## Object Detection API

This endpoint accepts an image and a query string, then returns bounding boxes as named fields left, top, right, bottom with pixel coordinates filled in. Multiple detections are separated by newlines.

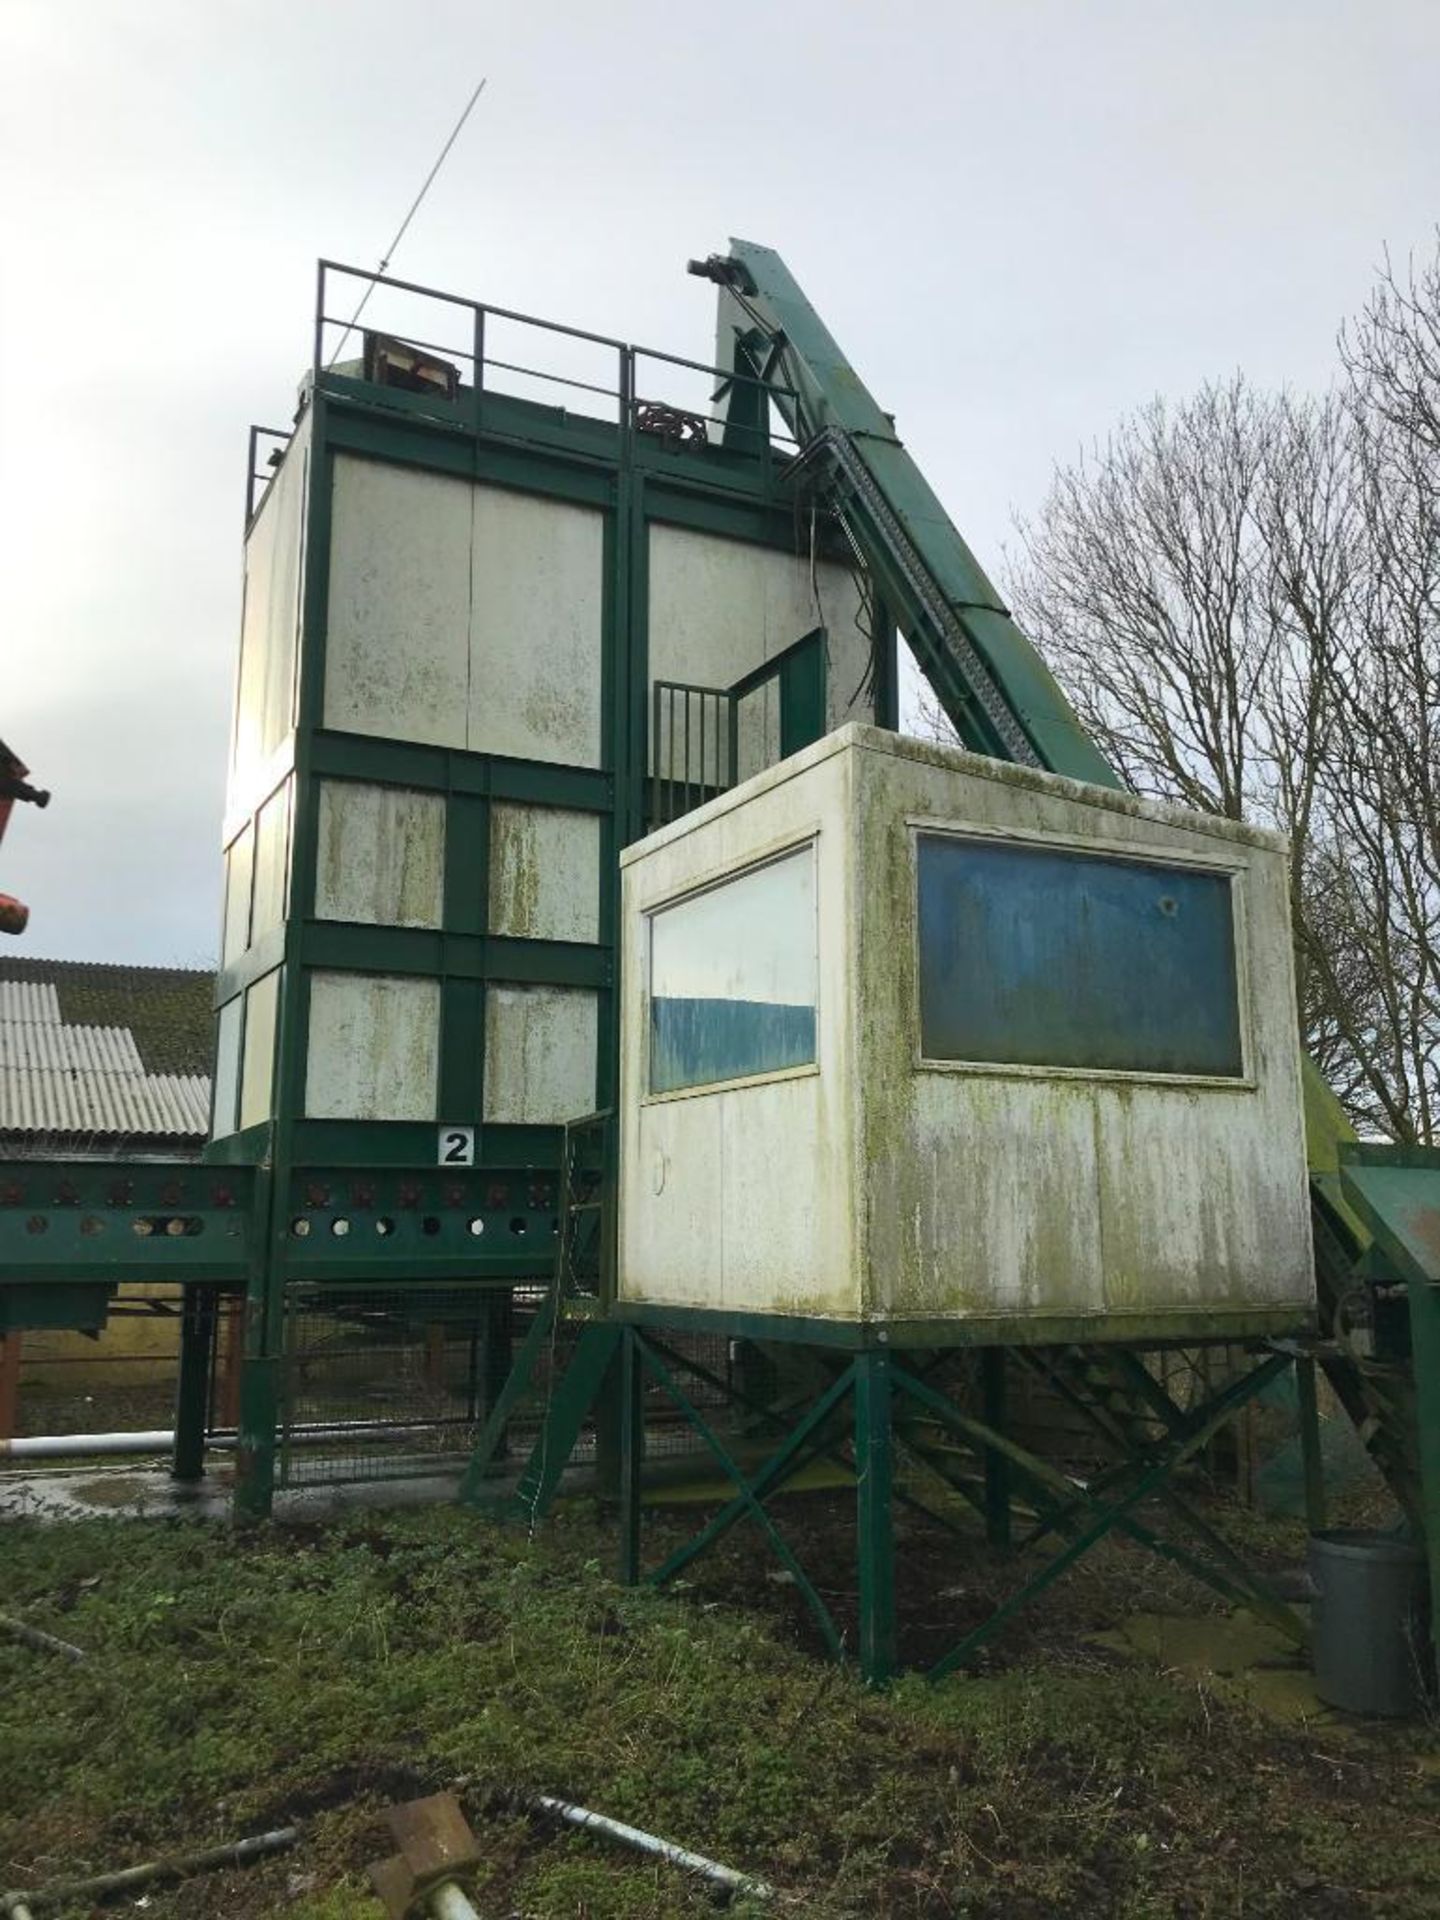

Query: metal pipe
left=531, top=1796, right=773, bottom=1902
left=0, top=1615, right=85, bottom=1662
left=0, top=1827, right=298, bottom=1914
left=429, top=1883, right=481, bottom=1920
left=1, top=1419, right=451, bottom=1463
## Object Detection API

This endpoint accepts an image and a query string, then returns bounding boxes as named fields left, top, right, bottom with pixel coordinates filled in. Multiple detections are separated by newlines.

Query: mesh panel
left=279, top=1284, right=502, bottom=1486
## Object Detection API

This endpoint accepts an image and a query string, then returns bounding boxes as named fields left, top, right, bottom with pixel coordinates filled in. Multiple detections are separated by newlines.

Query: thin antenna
left=326, top=76, right=488, bottom=369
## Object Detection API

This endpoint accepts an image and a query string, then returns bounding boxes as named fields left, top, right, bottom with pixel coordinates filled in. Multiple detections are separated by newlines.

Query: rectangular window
left=916, top=833, right=1243, bottom=1079
left=649, top=845, right=817, bottom=1094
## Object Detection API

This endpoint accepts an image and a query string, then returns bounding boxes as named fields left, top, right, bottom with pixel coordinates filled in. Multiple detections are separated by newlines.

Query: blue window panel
left=916, top=834, right=1243, bottom=1078
left=650, top=997, right=816, bottom=1094
left=648, top=846, right=817, bottom=1094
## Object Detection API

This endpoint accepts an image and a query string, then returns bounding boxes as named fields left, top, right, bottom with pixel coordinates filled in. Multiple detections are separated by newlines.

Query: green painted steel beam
left=0, top=1161, right=255, bottom=1295
left=695, top=241, right=1120, bottom=788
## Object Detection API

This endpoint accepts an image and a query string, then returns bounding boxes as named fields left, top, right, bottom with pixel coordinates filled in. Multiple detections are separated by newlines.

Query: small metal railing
left=308, top=258, right=802, bottom=460
left=246, top=425, right=294, bottom=525
left=648, top=629, right=829, bottom=829
left=650, top=681, right=738, bottom=827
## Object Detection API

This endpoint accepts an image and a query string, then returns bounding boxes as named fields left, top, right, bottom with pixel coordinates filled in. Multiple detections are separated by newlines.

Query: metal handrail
left=311, top=258, right=801, bottom=441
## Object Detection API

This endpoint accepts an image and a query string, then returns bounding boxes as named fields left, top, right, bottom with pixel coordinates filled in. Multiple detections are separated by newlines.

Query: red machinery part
left=0, top=738, right=49, bottom=936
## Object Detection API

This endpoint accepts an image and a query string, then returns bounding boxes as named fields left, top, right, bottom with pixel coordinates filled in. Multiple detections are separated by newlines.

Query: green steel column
left=1294, top=1355, right=1327, bottom=1533
left=854, top=1347, right=897, bottom=1686
left=233, top=1168, right=277, bottom=1525
left=981, top=1348, right=1012, bottom=1549
left=872, top=593, right=900, bottom=733
left=234, top=1347, right=279, bottom=1522
left=1406, top=1277, right=1440, bottom=1679
left=593, top=1358, right=622, bottom=1502
left=171, top=1286, right=217, bottom=1483
left=617, top=1328, right=644, bottom=1586
left=480, top=1289, right=514, bottom=1460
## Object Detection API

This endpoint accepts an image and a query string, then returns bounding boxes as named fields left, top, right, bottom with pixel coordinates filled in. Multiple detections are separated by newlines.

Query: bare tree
left=1007, top=238, right=1440, bottom=1141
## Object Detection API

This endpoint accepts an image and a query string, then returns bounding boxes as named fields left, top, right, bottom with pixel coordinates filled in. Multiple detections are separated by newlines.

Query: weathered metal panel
left=251, top=779, right=292, bottom=947
left=315, top=781, right=445, bottom=929
left=305, top=971, right=440, bottom=1121
left=618, top=725, right=1313, bottom=1336
left=211, top=995, right=241, bottom=1139
left=232, top=412, right=309, bottom=814
left=618, top=745, right=859, bottom=1318
left=469, top=489, right=605, bottom=768
left=323, top=455, right=472, bottom=750
left=483, top=983, right=597, bottom=1126
left=855, top=728, right=1313, bottom=1331
left=239, top=967, right=281, bottom=1133
left=487, top=803, right=599, bottom=944
left=323, top=462, right=605, bottom=769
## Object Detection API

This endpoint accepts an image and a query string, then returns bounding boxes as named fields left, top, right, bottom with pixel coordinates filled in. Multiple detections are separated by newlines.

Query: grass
left=0, top=1494, right=1437, bottom=1917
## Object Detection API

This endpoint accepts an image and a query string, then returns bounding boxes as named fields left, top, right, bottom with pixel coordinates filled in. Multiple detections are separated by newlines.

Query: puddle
left=1092, top=1608, right=1335, bottom=1726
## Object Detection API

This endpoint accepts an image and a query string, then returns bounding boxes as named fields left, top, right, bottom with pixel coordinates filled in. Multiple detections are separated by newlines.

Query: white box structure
left=618, top=724, right=1314, bottom=1343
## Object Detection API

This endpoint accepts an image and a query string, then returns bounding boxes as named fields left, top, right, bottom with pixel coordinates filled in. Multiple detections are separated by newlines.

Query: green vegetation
left=1, top=1500, right=1436, bottom=1917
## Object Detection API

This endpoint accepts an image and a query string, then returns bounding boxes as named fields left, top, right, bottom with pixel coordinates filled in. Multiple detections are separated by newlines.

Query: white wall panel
left=324, top=462, right=605, bottom=769
left=251, top=780, right=292, bottom=945
left=488, top=804, right=600, bottom=943
left=647, top=524, right=875, bottom=771
left=468, top=489, right=604, bottom=767
left=315, top=782, right=445, bottom=929
left=231, top=413, right=308, bottom=817
left=221, top=825, right=254, bottom=969
left=211, top=995, right=242, bottom=1139
left=239, top=968, right=281, bottom=1133
left=305, top=972, right=440, bottom=1121
left=324, top=456, right=471, bottom=749
left=483, top=984, right=597, bottom=1125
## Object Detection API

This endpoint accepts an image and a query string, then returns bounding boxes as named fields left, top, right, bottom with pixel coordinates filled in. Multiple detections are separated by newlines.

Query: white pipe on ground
left=429, top=1883, right=481, bottom=1919
left=532, top=1796, right=774, bottom=1902
left=1, top=1421, right=454, bottom=1462
left=1, top=1430, right=174, bottom=1460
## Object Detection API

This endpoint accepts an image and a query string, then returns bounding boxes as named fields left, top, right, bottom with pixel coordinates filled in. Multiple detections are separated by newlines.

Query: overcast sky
left=2, top=0, right=1436, bottom=968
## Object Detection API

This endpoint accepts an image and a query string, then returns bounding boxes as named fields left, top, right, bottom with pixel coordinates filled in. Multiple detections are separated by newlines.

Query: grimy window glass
left=649, top=846, right=817, bottom=1094
left=916, top=834, right=1243, bottom=1078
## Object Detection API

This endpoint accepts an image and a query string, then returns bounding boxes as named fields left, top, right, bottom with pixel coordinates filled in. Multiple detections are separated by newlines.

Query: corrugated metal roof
left=0, top=1069, right=210, bottom=1138
left=0, top=963, right=211, bottom=1141
left=0, top=980, right=61, bottom=1027
left=0, top=1021, right=145, bottom=1074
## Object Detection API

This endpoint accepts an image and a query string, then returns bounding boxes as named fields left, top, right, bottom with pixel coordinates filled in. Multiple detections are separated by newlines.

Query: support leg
left=0, top=1330, right=21, bottom=1444
left=1295, top=1354, right=1327, bottom=1533
left=479, top=1289, right=513, bottom=1459
left=854, top=1347, right=896, bottom=1686
left=234, top=1347, right=279, bottom=1523
left=617, top=1329, right=643, bottom=1586
left=172, top=1286, right=216, bottom=1483
left=1405, top=1277, right=1440, bottom=1687
left=981, top=1348, right=1011, bottom=1549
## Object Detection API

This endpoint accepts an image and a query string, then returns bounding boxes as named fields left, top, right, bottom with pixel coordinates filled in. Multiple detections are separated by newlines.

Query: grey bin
left=1308, top=1529, right=1428, bottom=1717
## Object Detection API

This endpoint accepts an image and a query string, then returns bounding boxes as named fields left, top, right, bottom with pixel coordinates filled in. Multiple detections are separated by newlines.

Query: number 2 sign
left=438, top=1125, right=475, bottom=1166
